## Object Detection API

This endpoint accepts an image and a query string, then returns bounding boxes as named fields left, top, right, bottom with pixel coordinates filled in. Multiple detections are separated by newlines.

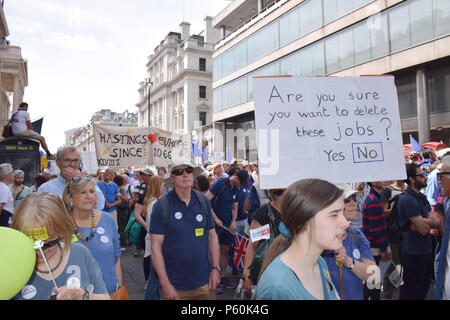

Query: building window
left=199, top=58, right=206, bottom=71
left=199, top=85, right=207, bottom=98
left=199, top=111, right=206, bottom=126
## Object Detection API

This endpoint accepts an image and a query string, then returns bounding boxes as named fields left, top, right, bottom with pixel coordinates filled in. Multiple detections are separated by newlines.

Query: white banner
left=93, top=124, right=191, bottom=168
left=254, top=76, right=406, bottom=189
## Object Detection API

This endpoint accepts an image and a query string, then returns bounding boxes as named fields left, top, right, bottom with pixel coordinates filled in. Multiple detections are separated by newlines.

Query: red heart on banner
left=148, top=134, right=158, bottom=144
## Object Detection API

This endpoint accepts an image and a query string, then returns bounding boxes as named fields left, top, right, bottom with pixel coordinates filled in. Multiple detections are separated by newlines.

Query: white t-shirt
left=11, top=109, right=30, bottom=134
left=0, top=181, right=14, bottom=214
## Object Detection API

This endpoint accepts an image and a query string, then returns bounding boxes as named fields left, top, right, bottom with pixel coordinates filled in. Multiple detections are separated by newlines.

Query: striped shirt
left=362, top=188, right=389, bottom=253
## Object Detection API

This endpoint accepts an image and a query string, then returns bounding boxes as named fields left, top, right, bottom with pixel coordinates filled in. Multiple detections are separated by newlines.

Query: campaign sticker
left=21, top=285, right=37, bottom=300
left=353, top=248, right=361, bottom=260
left=195, top=228, right=204, bottom=237
left=175, top=212, right=183, bottom=220
left=100, top=235, right=109, bottom=244
left=196, top=214, right=203, bottom=222
left=97, top=227, right=105, bottom=235
left=67, top=276, right=80, bottom=289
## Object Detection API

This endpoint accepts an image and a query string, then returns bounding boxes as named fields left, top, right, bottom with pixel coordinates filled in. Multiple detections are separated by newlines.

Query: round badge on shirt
left=175, top=212, right=183, bottom=220
left=100, top=235, right=109, bottom=244
left=196, top=214, right=203, bottom=222
left=97, top=227, right=105, bottom=235
left=353, top=248, right=361, bottom=260
left=21, top=285, right=37, bottom=299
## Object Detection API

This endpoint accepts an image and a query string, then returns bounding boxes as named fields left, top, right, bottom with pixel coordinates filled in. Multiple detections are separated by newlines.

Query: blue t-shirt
left=398, top=187, right=432, bottom=255
left=149, top=189, right=215, bottom=290
left=73, top=212, right=121, bottom=294
left=12, top=243, right=107, bottom=300
left=324, top=226, right=374, bottom=300
left=98, top=181, right=120, bottom=212
left=209, top=178, right=239, bottom=227
left=255, top=255, right=340, bottom=300
left=236, top=187, right=249, bottom=221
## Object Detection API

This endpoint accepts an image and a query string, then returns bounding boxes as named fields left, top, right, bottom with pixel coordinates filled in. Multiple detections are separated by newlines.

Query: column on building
left=416, top=68, right=430, bottom=144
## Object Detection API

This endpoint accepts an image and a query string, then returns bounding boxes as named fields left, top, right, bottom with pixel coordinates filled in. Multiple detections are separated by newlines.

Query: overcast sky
left=4, top=0, right=228, bottom=151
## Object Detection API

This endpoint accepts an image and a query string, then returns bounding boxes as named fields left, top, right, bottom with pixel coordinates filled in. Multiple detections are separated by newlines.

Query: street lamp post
left=145, top=78, right=153, bottom=126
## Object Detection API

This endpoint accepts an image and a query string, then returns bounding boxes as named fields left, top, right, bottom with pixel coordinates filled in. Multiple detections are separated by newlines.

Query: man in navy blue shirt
left=206, top=168, right=249, bottom=289
left=150, top=160, right=220, bottom=300
left=398, top=163, right=440, bottom=300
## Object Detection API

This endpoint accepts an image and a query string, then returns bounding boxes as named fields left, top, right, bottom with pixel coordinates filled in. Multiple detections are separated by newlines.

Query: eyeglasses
left=61, top=158, right=80, bottom=165
left=42, top=239, right=60, bottom=249
left=414, top=173, right=427, bottom=178
left=437, top=172, right=450, bottom=180
left=171, top=167, right=194, bottom=176
left=344, top=194, right=358, bottom=203
left=272, top=189, right=284, bottom=196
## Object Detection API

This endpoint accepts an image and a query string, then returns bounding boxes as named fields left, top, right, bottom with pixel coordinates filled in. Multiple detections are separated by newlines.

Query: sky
left=3, top=0, right=229, bottom=152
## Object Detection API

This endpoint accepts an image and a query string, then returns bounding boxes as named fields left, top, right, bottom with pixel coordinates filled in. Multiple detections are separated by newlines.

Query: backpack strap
left=159, top=194, right=170, bottom=226
left=211, top=178, right=227, bottom=208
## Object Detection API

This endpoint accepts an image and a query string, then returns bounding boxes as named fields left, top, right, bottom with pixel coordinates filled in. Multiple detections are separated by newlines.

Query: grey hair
left=0, top=163, right=13, bottom=179
left=56, top=146, right=80, bottom=160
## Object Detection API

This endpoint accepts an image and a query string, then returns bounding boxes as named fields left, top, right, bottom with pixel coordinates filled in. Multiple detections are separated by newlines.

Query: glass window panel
left=434, top=0, right=450, bottom=36
left=222, top=49, right=234, bottom=76
left=428, top=64, right=450, bottom=113
left=280, top=7, right=300, bottom=47
left=213, top=87, right=222, bottom=112
left=300, top=47, right=313, bottom=76
left=300, top=0, right=323, bottom=35
left=389, top=3, right=411, bottom=52
left=409, top=0, right=434, bottom=45
left=337, top=0, right=356, bottom=18
left=395, top=75, right=417, bottom=118
left=213, top=56, right=222, bottom=81
left=338, top=28, right=354, bottom=70
left=247, top=21, right=279, bottom=63
left=369, top=12, right=389, bottom=58
left=323, top=0, right=338, bottom=25
left=280, top=53, right=301, bottom=77
left=353, top=21, right=371, bottom=64
left=311, top=41, right=325, bottom=76
left=234, top=41, right=247, bottom=71
left=325, top=35, right=340, bottom=74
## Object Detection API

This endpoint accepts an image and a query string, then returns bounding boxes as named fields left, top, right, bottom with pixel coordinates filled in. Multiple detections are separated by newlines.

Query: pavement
left=121, top=242, right=435, bottom=300
left=120, top=243, right=241, bottom=300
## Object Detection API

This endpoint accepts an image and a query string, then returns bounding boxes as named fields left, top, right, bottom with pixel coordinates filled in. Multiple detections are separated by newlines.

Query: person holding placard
left=255, top=179, right=346, bottom=300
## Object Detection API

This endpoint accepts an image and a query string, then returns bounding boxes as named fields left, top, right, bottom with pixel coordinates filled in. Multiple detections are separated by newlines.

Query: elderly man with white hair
left=0, top=163, right=15, bottom=226
left=9, top=169, right=32, bottom=210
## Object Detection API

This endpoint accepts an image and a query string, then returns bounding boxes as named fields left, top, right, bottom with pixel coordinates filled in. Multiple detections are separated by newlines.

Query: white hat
left=165, top=160, right=202, bottom=187
left=335, top=183, right=362, bottom=199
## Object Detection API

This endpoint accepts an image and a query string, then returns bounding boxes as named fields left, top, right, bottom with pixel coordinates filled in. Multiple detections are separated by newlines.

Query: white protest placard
left=81, top=151, right=99, bottom=174
left=254, top=76, right=406, bottom=189
left=93, top=124, right=191, bottom=168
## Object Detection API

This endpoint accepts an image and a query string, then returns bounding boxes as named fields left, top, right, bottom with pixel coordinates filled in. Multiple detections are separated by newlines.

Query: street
left=121, top=242, right=240, bottom=300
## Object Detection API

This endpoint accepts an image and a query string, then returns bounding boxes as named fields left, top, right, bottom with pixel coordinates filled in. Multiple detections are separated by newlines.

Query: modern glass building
left=211, top=0, right=450, bottom=161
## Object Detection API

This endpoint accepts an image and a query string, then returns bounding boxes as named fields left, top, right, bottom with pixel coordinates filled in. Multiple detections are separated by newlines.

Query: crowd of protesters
left=2, top=143, right=450, bottom=300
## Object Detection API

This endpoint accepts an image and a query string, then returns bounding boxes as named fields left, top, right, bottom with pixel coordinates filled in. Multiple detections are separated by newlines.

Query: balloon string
left=37, top=247, right=59, bottom=294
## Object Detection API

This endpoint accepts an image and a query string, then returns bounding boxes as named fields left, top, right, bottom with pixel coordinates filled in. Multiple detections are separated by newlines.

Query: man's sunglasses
left=344, top=194, right=358, bottom=203
left=172, top=167, right=194, bottom=176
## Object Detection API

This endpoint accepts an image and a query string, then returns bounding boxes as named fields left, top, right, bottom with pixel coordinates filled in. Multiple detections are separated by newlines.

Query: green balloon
left=0, top=227, right=36, bottom=300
